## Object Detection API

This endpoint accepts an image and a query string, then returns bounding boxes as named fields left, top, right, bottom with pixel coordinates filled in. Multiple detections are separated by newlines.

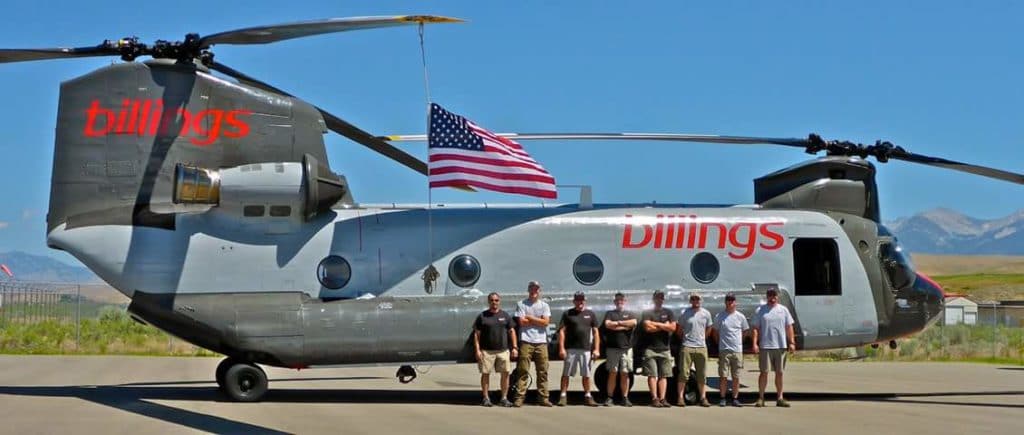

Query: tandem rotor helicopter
left=2, top=15, right=1022, bottom=403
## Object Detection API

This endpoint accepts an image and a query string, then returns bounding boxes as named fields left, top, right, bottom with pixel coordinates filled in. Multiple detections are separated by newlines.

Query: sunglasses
left=489, top=299, right=500, bottom=302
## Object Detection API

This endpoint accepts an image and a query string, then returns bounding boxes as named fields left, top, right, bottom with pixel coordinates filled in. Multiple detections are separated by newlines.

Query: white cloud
left=21, top=209, right=35, bottom=221
left=0, top=222, right=9, bottom=230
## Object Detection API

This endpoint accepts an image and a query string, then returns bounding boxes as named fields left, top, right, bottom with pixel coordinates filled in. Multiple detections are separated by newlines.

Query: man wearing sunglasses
left=474, top=292, right=519, bottom=407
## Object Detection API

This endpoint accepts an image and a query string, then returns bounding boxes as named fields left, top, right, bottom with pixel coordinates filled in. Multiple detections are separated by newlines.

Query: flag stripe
left=429, top=166, right=555, bottom=183
left=428, top=172, right=557, bottom=190
left=429, top=149, right=549, bottom=173
left=429, top=157, right=552, bottom=178
left=430, top=179, right=557, bottom=199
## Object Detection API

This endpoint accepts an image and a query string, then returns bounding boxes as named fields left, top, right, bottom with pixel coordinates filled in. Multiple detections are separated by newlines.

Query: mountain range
left=1, top=207, right=1022, bottom=283
left=886, top=208, right=1024, bottom=255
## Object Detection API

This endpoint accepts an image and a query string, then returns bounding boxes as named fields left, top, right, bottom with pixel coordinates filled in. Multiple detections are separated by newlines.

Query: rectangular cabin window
left=269, top=205, right=292, bottom=217
left=792, top=238, right=841, bottom=296
left=243, top=205, right=265, bottom=217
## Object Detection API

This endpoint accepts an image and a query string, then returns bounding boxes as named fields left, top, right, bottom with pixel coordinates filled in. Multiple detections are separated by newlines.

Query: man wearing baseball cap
left=712, top=293, right=749, bottom=407
left=641, top=290, right=676, bottom=407
left=751, top=287, right=795, bottom=407
left=556, top=291, right=600, bottom=406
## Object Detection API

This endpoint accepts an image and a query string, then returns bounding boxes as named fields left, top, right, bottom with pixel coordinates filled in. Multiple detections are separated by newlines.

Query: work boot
left=776, top=399, right=791, bottom=407
left=539, top=399, right=554, bottom=407
left=513, top=398, right=524, bottom=408
left=699, top=397, right=711, bottom=407
left=584, top=396, right=598, bottom=407
left=754, top=398, right=765, bottom=407
left=557, top=395, right=567, bottom=407
left=649, top=398, right=662, bottom=408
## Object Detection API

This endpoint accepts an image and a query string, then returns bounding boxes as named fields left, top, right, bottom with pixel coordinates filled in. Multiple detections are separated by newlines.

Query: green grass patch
left=0, top=307, right=216, bottom=356
left=799, top=324, right=1024, bottom=365
left=932, top=273, right=1024, bottom=301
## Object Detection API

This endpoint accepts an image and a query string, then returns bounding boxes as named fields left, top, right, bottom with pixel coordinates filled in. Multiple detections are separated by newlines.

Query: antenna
left=557, top=185, right=593, bottom=209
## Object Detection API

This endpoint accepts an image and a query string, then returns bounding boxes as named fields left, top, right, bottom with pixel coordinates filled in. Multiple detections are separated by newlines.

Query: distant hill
left=0, top=251, right=101, bottom=283
left=887, top=208, right=1024, bottom=255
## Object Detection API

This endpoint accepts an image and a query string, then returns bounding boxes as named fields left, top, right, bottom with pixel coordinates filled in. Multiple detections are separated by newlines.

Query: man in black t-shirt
left=602, top=292, right=637, bottom=407
left=473, top=292, right=519, bottom=407
left=556, top=291, right=601, bottom=406
left=641, top=290, right=676, bottom=408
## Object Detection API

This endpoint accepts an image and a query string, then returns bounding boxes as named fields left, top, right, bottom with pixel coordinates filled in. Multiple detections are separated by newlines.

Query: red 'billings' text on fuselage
left=83, top=99, right=252, bottom=146
left=621, top=214, right=785, bottom=260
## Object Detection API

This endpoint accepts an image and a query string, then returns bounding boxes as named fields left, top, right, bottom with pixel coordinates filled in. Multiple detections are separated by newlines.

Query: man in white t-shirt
left=513, top=281, right=553, bottom=407
left=751, top=287, right=795, bottom=407
left=712, top=293, right=749, bottom=407
left=677, top=293, right=712, bottom=407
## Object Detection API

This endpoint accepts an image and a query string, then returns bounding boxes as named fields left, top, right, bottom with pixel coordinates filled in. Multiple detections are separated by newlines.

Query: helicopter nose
left=914, top=272, right=945, bottom=328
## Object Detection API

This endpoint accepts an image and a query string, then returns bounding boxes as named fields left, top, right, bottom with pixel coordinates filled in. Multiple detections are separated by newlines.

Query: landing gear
left=396, top=365, right=417, bottom=384
left=593, top=362, right=634, bottom=399
left=889, top=340, right=898, bottom=350
left=669, top=369, right=698, bottom=405
left=216, top=358, right=269, bottom=402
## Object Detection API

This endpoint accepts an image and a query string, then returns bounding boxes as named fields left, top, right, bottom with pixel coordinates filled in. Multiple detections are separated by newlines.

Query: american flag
left=428, top=103, right=557, bottom=199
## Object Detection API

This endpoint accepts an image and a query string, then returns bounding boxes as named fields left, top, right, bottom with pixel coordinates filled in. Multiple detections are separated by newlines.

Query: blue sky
left=0, top=1, right=1021, bottom=260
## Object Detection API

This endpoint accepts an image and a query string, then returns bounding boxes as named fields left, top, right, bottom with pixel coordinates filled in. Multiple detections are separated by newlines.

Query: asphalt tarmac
left=0, top=356, right=1020, bottom=434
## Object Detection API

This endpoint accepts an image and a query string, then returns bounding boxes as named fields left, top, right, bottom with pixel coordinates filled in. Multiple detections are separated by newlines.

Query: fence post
left=75, top=284, right=81, bottom=351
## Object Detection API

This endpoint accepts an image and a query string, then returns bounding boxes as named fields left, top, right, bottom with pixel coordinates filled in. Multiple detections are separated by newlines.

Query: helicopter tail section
left=45, top=60, right=339, bottom=237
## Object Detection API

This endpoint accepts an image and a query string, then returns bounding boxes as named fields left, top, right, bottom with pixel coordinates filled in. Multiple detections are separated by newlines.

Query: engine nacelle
left=173, top=154, right=347, bottom=221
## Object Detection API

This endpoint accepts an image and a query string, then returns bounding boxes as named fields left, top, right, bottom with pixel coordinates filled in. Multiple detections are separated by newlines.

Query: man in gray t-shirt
left=513, top=281, right=553, bottom=407
left=751, top=287, right=795, bottom=407
left=712, top=293, right=749, bottom=407
left=677, top=293, right=712, bottom=407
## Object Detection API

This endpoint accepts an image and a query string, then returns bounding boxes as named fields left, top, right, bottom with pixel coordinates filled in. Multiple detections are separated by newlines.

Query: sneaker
left=481, top=398, right=493, bottom=407
left=675, top=398, right=685, bottom=408
left=661, top=399, right=672, bottom=408
left=622, top=398, right=633, bottom=407
left=602, top=398, right=614, bottom=407
left=732, top=399, right=743, bottom=407
left=649, top=399, right=663, bottom=408
left=584, top=396, right=598, bottom=407
left=754, top=398, right=765, bottom=407
left=539, top=400, right=554, bottom=407
left=557, top=395, right=567, bottom=406
left=776, top=399, right=791, bottom=408
left=719, top=399, right=727, bottom=407
left=699, top=398, right=711, bottom=407
left=499, top=398, right=513, bottom=408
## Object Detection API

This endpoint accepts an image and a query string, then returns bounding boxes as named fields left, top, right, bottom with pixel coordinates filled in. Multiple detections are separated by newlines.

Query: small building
left=943, top=296, right=978, bottom=325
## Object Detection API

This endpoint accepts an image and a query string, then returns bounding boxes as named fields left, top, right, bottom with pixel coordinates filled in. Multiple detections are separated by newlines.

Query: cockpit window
left=879, top=242, right=915, bottom=291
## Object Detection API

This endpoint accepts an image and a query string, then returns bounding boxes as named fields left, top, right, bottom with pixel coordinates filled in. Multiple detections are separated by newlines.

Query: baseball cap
left=689, top=293, right=702, bottom=301
left=766, top=287, right=779, bottom=296
left=652, top=290, right=665, bottom=299
left=725, top=293, right=736, bottom=302
left=573, top=291, right=586, bottom=300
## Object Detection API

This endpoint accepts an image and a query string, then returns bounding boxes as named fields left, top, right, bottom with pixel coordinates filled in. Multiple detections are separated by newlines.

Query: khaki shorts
left=478, top=349, right=511, bottom=374
left=606, top=348, right=633, bottom=373
left=679, top=347, right=708, bottom=385
left=718, top=350, right=743, bottom=378
left=758, top=348, right=786, bottom=373
left=643, top=348, right=673, bottom=378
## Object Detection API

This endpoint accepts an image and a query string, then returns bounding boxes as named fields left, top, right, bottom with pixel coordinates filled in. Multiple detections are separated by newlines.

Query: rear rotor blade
left=200, top=15, right=463, bottom=47
left=890, top=150, right=1024, bottom=185
left=209, top=61, right=428, bottom=176
left=0, top=45, right=117, bottom=64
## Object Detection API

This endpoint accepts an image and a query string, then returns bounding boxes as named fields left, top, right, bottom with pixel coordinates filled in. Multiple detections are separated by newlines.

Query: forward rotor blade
left=383, top=132, right=1024, bottom=185
left=200, top=15, right=463, bottom=47
left=209, top=61, right=428, bottom=176
left=0, top=45, right=116, bottom=64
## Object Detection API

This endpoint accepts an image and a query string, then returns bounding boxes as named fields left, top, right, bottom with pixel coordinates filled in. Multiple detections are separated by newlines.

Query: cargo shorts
left=478, top=349, right=511, bottom=374
left=643, top=348, right=673, bottom=378
left=758, top=348, right=786, bottom=372
left=605, top=348, right=633, bottom=373
left=679, top=347, right=708, bottom=385
left=718, top=350, right=743, bottom=378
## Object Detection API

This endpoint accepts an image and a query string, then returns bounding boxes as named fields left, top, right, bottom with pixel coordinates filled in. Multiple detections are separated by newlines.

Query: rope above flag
left=427, top=103, right=557, bottom=199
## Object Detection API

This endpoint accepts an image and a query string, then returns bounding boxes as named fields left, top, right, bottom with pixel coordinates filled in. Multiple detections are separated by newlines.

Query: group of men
left=472, top=281, right=796, bottom=408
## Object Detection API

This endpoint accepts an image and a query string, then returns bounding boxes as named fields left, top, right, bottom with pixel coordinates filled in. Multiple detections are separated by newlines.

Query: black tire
left=222, top=362, right=268, bottom=402
left=669, top=368, right=699, bottom=405
left=215, top=357, right=235, bottom=390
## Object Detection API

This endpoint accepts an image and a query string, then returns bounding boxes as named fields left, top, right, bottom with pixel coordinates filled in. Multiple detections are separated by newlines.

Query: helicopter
left=2, top=14, right=1020, bottom=403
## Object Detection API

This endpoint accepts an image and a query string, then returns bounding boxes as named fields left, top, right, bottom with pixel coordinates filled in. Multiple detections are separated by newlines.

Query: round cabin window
left=448, top=254, right=481, bottom=288
left=690, top=252, right=720, bottom=284
left=317, top=255, right=352, bottom=289
left=573, top=253, right=604, bottom=286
